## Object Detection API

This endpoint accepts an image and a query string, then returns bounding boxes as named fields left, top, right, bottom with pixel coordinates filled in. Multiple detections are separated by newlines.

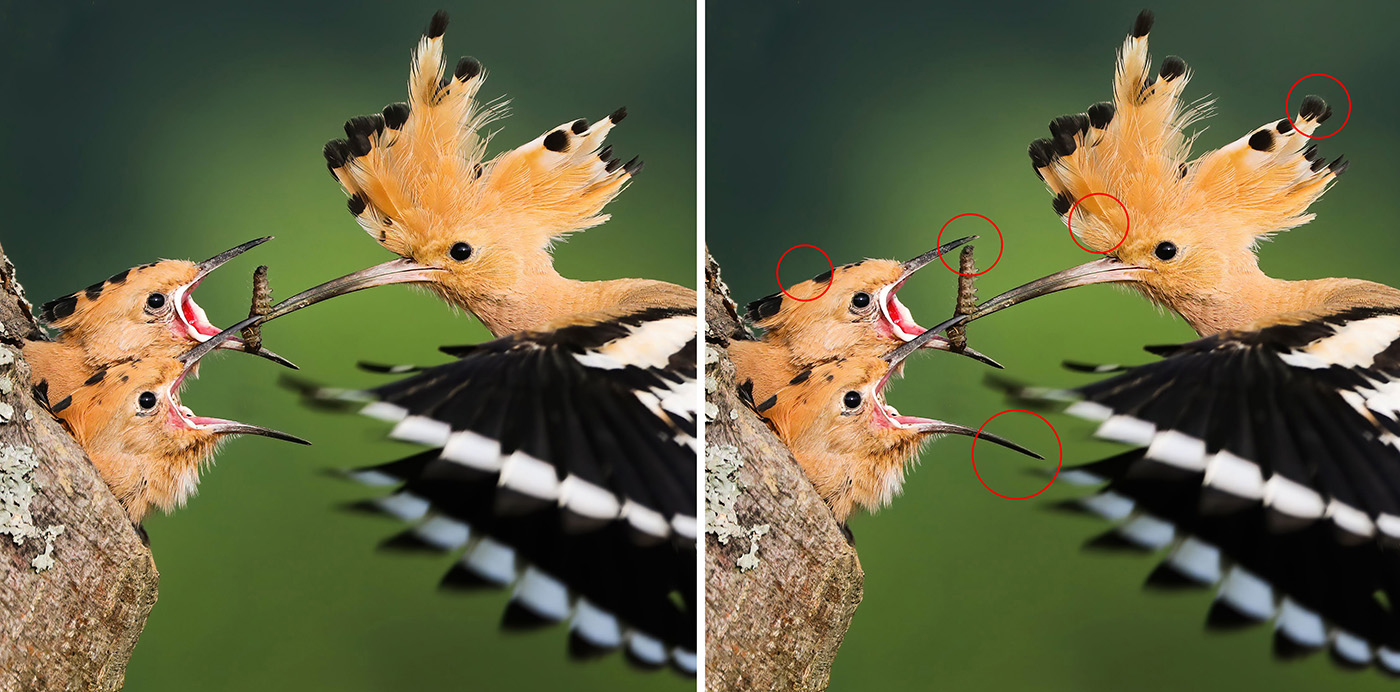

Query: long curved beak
left=180, top=258, right=446, bottom=366
left=193, top=236, right=272, bottom=280
left=200, top=419, right=310, bottom=445
left=914, top=420, right=1043, bottom=459
left=898, top=235, right=977, bottom=278
left=883, top=257, right=1147, bottom=367
left=175, top=322, right=309, bottom=445
left=260, top=258, right=446, bottom=322
left=968, top=256, right=1147, bottom=320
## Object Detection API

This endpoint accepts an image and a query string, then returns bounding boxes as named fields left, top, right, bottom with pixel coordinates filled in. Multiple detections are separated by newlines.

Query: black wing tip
left=377, top=530, right=447, bottom=553
left=439, top=564, right=500, bottom=592
left=568, top=633, right=615, bottom=660
left=1083, top=529, right=1156, bottom=553
left=1272, top=631, right=1323, bottom=661
left=1205, top=599, right=1264, bottom=630
left=1143, top=562, right=1211, bottom=591
left=500, top=602, right=560, bottom=631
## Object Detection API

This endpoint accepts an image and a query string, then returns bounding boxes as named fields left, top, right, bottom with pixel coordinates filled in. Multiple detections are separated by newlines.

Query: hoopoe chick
left=24, top=238, right=292, bottom=403
left=763, top=329, right=1041, bottom=521
left=731, top=237, right=999, bottom=408
left=972, top=10, right=1400, bottom=670
left=52, top=331, right=307, bottom=523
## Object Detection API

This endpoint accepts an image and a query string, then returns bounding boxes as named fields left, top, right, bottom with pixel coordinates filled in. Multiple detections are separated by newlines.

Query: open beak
left=876, top=236, right=1003, bottom=369
left=872, top=344, right=1042, bottom=459
left=173, top=237, right=298, bottom=370
left=172, top=320, right=310, bottom=445
left=179, top=257, right=446, bottom=366
left=967, top=256, right=1148, bottom=321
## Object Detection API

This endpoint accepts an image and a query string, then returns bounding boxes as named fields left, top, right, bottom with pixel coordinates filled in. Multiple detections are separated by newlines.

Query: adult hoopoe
left=23, top=237, right=293, bottom=403
left=760, top=322, right=1041, bottom=522
left=971, top=10, right=1400, bottom=671
left=51, top=325, right=307, bottom=524
left=211, top=11, right=696, bottom=671
left=730, top=236, right=999, bottom=409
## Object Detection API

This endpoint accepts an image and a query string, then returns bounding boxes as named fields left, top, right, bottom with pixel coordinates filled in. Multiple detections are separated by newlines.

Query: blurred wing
left=310, top=304, right=697, bottom=671
left=346, top=451, right=696, bottom=673
left=1047, top=306, right=1400, bottom=669
left=1064, top=451, right=1400, bottom=671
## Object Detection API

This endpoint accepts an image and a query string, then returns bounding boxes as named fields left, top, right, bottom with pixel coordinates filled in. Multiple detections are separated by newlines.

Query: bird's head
left=38, top=237, right=292, bottom=368
left=766, top=326, right=1040, bottom=519
left=310, top=11, right=640, bottom=334
left=56, top=329, right=307, bottom=521
left=745, top=236, right=1000, bottom=368
left=1002, top=10, right=1345, bottom=334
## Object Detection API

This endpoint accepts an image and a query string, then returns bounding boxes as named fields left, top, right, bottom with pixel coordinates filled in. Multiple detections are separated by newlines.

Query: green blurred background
left=710, top=2, right=1400, bottom=690
left=0, top=1, right=693, bottom=690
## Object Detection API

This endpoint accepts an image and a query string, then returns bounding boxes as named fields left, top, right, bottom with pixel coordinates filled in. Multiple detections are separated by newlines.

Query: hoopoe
left=762, top=323, right=1041, bottom=521
left=730, top=237, right=999, bottom=409
left=212, top=11, right=696, bottom=671
left=23, top=237, right=293, bottom=403
left=971, top=10, right=1400, bottom=670
left=51, top=327, right=307, bottom=524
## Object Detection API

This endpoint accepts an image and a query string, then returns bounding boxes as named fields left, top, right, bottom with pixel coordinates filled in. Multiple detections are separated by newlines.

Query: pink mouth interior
left=181, top=288, right=221, bottom=337
left=885, top=288, right=924, bottom=337
left=870, top=367, right=935, bottom=430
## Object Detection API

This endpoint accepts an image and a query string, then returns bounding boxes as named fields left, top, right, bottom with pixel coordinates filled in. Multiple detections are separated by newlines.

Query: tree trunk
left=0, top=243, right=158, bottom=692
left=704, top=249, right=864, bottom=692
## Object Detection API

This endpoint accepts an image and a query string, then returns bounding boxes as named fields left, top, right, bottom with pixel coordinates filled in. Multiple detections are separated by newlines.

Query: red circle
left=970, top=409, right=1063, bottom=500
left=1066, top=193, right=1131, bottom=254
left=1284, top=74, right=1351, bottom=140
left=934, top=213, right=1003, bottom=276
left=775, top=245, right=835, bottom=302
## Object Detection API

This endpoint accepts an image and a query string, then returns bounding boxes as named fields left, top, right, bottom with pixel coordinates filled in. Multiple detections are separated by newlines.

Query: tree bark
left=704, top=249, right=864, bottom=692
left=0, top=243, right=158, bottom=692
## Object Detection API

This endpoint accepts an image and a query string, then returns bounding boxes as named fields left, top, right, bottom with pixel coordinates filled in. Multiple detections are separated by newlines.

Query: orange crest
left=1030, top=11, right=1343, bottom=263
left=323, top=12, right=641, bottom=303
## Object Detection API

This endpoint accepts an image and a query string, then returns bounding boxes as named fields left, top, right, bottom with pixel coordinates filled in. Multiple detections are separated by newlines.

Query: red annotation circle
left=775, top=244, right=835, bottom=302
left=1067, top=193, right=1130, bottom=254
left=934, top=213, right=1003, bottom=276
left=1284, top=74, right=1351, bottom=140
left=971, top=409, right=1063, bottom=500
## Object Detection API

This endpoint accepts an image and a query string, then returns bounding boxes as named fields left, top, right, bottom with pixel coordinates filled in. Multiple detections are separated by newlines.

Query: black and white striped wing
left=323, top=305, right=697, bottom=671
left=1049, top=306, right=1400, bottom=671
left=347, top=450, right=695, bottom=672
left=360, top=306, right=698, bottom=542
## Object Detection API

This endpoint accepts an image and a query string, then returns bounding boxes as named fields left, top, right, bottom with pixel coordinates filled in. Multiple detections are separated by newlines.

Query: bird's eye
left=138, top=391, right=157, bottom=409
left=842, top=391, right=862, bottom=409
left=851, top=292, right=872, bottom=309
left=1154, top=241, right=1178, bottom=261
left=146, top=293, right=166, bottom=310
left=449, top=242, right=473, bottom=261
